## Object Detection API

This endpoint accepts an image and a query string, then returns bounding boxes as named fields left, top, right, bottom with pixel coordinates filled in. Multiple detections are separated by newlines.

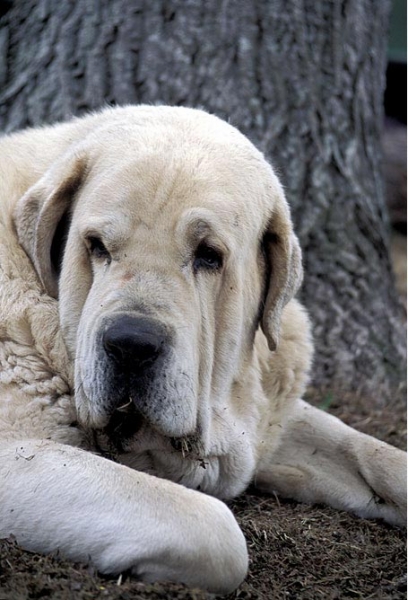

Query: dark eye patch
left=86, top=236, right=111, bottom=262
left=193, top=242, right=223, bottom=273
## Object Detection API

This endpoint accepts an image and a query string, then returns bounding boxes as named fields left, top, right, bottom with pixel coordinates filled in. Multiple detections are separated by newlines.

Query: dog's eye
left=86, top=236, right=111, bottom=261
left=193, top=243, right=223, bottom=273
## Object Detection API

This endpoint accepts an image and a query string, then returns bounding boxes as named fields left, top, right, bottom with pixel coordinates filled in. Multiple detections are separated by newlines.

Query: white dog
left=0, top=106, right=405, bottom=594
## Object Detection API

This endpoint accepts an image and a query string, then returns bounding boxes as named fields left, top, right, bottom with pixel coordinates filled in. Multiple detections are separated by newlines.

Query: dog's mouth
left=93, top=399, right=205, bottom=463
left=101, top=401, right=145, bottom=453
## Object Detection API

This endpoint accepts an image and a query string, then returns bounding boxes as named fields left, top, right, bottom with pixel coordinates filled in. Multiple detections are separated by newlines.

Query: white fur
left=0, top=106, right=406, bottom=594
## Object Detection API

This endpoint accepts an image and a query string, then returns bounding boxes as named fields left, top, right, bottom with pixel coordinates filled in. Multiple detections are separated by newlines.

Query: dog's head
left=14, top=106, right=302, bottom=457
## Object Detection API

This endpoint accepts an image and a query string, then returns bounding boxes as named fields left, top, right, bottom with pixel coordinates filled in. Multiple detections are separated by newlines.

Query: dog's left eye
left=86, top=236, right=111, bottom=262
left=193, top=243, right=223, bottom=272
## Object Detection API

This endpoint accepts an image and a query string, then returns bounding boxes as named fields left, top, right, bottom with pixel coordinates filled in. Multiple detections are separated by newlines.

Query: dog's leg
left=254, top=399, right=406, bottom=526
left=0, top=439, right=247, bottom=593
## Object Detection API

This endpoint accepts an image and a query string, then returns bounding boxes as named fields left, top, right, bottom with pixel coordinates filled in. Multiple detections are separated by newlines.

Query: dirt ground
left=0, top=390, right=406, bottom=600
left=0, top=246, right=407, bottom=600
left=1, top=213, right=406, bottom=600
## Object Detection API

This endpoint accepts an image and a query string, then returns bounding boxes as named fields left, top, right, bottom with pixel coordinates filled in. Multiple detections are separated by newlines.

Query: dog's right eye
left=193, top=242, right=223, bottom=273
left=86, top=236, right=111, bottom=261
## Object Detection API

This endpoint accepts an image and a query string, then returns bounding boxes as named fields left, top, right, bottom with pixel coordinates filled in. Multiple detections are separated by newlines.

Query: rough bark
left=0, top=0, right=405, bottom=403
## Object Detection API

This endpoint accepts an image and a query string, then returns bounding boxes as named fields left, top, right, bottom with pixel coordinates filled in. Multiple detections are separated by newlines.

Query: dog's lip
left=103, top=403, right=145, bottom=449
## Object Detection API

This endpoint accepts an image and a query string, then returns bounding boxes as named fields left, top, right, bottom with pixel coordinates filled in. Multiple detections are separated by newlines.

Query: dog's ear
left=14, top=153, right=87, bottom=299
left=261, top=195, right=303, bottom=351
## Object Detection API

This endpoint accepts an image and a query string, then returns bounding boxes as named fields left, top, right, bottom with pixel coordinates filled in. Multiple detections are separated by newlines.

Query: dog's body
left=0, top=106, right=406, bottom=594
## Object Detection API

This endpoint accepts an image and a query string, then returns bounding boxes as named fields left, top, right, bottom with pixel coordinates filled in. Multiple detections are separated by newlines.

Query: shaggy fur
left=0, top=106, right=406, bottom=594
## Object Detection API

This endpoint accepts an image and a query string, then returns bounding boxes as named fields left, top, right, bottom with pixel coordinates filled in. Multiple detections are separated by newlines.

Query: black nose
left=103, top=316, right=167, bottom=370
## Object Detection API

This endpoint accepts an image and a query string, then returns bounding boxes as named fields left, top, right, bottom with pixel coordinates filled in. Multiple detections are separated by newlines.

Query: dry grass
left=0, top=389, right=406, bottom=600
left=1, top=235, right=406, bottom=600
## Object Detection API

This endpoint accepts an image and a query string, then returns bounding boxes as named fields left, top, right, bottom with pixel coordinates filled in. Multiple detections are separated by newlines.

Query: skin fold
left=0, top=106, right=406, bottom=594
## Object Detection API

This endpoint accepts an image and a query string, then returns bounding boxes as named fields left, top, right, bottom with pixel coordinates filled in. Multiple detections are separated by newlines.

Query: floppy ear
left=261, top=198, right=303, bottom=351
left=13, top=154, right=87, bottom=299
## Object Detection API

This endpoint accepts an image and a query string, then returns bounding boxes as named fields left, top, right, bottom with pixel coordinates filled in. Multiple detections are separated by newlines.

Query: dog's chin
left=93, top=401, right=204, bottom=462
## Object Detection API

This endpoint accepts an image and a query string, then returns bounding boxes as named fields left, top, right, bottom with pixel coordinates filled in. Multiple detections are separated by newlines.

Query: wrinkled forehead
left=75, top=117, right=282, bottom=243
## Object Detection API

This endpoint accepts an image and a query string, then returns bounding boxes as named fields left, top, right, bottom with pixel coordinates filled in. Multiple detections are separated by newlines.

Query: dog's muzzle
left=99, top=315, right=170, bottom=441
left=103, top=315, right=167, bottom=375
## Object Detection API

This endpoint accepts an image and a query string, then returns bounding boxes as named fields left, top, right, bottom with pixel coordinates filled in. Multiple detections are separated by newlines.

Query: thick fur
left=0, top=106, right=406, bottom=594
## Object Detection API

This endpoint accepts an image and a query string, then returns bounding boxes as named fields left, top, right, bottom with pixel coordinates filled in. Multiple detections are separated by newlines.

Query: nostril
left=104, top=332, right=160, bottom=363
left=103, top=316, right=166, bottom=368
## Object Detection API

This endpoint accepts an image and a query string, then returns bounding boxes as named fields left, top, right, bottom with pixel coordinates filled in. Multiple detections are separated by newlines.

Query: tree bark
left=0, top=0, right=405, bottom=403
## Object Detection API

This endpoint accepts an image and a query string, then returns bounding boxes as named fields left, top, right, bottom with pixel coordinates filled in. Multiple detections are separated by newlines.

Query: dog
left=0, top=106, right=406, bottom=594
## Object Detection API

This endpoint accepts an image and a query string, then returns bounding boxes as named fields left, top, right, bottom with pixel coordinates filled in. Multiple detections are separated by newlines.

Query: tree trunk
left=0, top=0, right=405, bottom=403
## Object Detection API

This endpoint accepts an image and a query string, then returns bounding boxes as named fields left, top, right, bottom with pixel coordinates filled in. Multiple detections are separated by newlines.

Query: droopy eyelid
left=81, top=225, right=121, bottom=254
left=179, top=213, right=230, bottom=258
